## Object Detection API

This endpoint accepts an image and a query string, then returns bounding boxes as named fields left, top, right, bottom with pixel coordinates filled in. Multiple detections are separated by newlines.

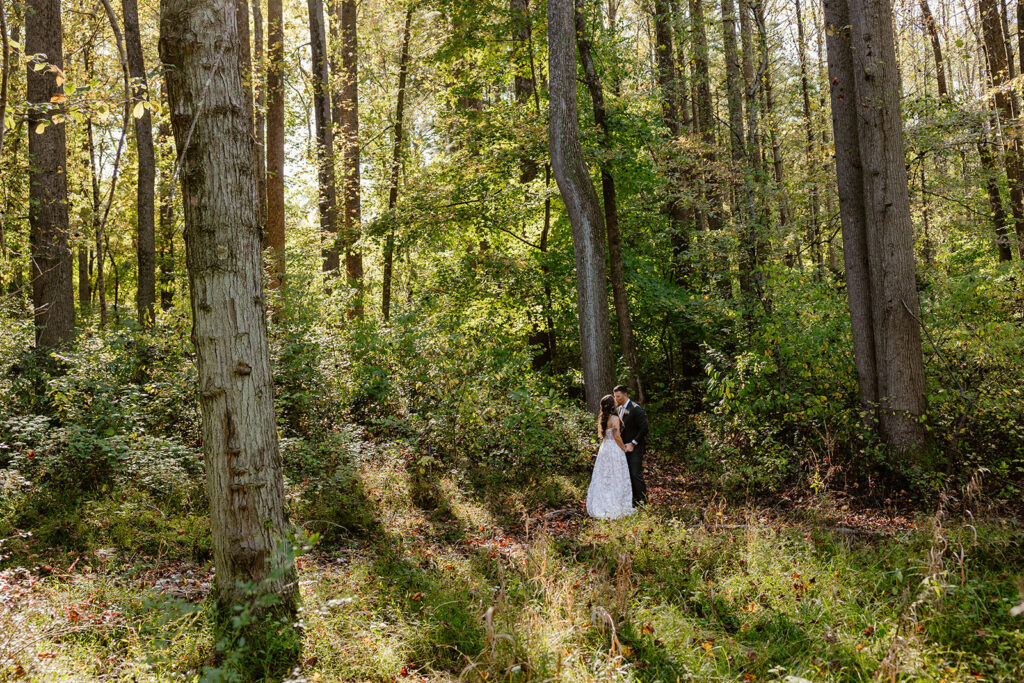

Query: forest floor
left=1, top=437, right=1022, bottom=682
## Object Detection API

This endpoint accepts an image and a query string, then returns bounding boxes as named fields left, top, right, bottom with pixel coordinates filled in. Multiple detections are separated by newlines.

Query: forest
left=0, top=0, right=1023, bottom=679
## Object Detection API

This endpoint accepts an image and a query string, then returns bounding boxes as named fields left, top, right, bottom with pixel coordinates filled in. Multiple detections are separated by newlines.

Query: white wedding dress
left=586, top=423, right=635, bottom=520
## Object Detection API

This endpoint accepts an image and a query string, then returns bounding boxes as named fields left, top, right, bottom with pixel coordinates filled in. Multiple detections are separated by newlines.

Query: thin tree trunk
left=548, top=0, right=615, bottom=413
left=78, top=245, right=91, bottom=310
left=266, top=0, right=286, bottom=286
left=27, top=0, right=75, bottom=348
left=796, top=0, right=822, bottom=276
left=381, top=8, right=412, bottom=322
left=919, top=0, right=948, bottom=97
left=252, top=0, right=268, bottom=241
left=0, top=0, right=9, bottom=162
left=721, top=0, right=745, bottom=187
left=511, top=0, right=539, bottom=183
left=159, top=116, right=176, bottom=308
left=159, top=0, right=299, bottom=613
left=979, top=114, right=1014, bottom=261
left=575, top=0, right=644, bottom=404
left=335, top=0, right=363, bottom=314
left=980, top=0, right=1024, bottom=258
left=308, top=0, right=340, bottom=274
left=122, top=0, right=156, bottom=326
left=87, top=114, right=107, bottom=327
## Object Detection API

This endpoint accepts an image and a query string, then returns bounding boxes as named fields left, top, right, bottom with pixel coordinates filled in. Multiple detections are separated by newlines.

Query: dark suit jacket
left=619, top=401, right=649, bottom=454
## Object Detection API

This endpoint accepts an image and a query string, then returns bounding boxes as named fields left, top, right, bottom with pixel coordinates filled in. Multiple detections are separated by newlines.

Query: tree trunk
left=575, top=0, right=644, bottom=404
left=548, top=0, right=615, bottom=413
left=979, top=115, right=1014, bottom=261
left=159, top=117, right=176, bottom=309
left=980, top=0, right=1024, bottom=259
left=796, top=0, right=822, bottom=277
left=334, top=0, right=364, bottom=314
left=721, top=0, right=745, bottom=186
left=824, top=0, right=928, bottom=457
left=511, top=0, right=539, bottom=183
left=266, top=0, right=286, bottom=287
left=381, top=8, right=413, bottom=322
left=27, top=0, right=74, bottom=348
left=159, top=0, right=299, bottom=613
left=87, top=114, right=107, bottom=327
left=252, top=0, right=268, bottom=241
left=919, top=0, right=947, bottom=97
left=122, top=0, right=156, bottom=327
left=307, top=0, right=340, bottom=274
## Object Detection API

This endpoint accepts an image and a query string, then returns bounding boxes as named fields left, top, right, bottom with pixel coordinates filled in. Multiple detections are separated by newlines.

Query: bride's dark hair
left=598, top=394, right=616, bottom=438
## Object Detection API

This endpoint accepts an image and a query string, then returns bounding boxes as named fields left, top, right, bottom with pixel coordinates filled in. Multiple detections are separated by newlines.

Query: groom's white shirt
left=619, top=400, right=638, bottom=446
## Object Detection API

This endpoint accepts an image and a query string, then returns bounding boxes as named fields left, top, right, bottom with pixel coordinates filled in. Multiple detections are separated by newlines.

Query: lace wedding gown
left=586, top=426, right=635, bottom=520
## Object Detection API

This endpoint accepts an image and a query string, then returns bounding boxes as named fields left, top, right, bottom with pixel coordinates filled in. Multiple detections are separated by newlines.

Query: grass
left=2, top=439, right=1023, bottom=682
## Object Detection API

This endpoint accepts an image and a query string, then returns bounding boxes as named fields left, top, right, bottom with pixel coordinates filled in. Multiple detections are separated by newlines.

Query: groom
left=613, top=385, right=648, bottom=506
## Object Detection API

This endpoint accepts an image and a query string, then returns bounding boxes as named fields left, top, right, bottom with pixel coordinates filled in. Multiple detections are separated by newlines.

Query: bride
left=586, top=394, right=635, bottom=520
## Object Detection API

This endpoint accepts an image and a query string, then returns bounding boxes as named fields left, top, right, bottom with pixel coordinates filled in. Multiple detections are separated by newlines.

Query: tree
left=27, top=0, right=74, bottom=348
left=548, top=0, right=615, bottom=413
left=332, top=0, right=363, bottom=313
left=823, top=0, right=928, bottom=457
left=919, top=0, right=948, bottom=97
left=159, top=0, right=299, bottom=615
left=795, top=0, right=823, bottom=276
left=979, top=0, right=1024, bottom=259
left=381, top=7, right=413, bottom=322
left=266, top=0, right=286, bottom=286
left=252, top=0, right=268, bottom=237
left=308, top=0, right=340, bottom=274
left=575, top=0, right=644, bottom=403
left=122, top=0, right=156, bottom=326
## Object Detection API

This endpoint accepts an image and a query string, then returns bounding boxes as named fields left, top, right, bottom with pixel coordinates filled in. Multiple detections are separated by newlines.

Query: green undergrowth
left=2, top=438, right=1021, bottom=682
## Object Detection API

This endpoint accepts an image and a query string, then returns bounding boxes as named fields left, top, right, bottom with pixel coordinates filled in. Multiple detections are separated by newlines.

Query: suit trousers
left=626, top=448, right=647, bottom=505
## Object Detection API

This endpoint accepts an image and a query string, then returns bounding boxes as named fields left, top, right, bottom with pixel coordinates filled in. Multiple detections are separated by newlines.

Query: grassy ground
left=1, top=440, right=1022, bottom=682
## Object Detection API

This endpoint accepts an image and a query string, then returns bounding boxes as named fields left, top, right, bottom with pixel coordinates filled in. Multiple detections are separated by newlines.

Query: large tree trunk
left=122, top=0, right=156, bottom=327
left=266, top=0, right=286, bottom=287
left=332, top=0, right=364, bottom=314
left=980, top=0, right=1024, bottom=259
left=721, top=0, right=745, bottom=201
left=27, top=0, right=74, bottom=348
left=159, top=0, right=299, bottom=612
left=381, top=8, right=413, bottom=321
left=575, top=0, right=644, bottom=404
left=308, top=0, right=340, bottom=274
left=548, top=0, right=615, bottom=413
left=824, top=0, right=928, bottom=457
left=919, top=0, right=948, bottom=97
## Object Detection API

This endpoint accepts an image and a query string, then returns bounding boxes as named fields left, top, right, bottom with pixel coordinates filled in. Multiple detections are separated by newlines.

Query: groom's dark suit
left=619, top=400, right=649, bottom=505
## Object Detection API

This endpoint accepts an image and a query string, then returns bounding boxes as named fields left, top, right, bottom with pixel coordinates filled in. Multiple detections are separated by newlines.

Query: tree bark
left=979, top=114, right=1014, bottom=261
left=252, top=0, right=268, bottom=241
left=159, top=116, right=176, bottom=309
left=721, top=0, right=745, bottom=187
left=796, top=0, right=822, bottom=276
left=548, top=0, right=615, bottom=413
left=824, top=0, right=928, bottom=457
left=266, top=0, right=286, bottom=287
left=511, top=0, right=539, bottom=183
left=919, top=0, right=947, bottom=97
left=159, top=0, right=298, bottom=611
left=334, top=0, right=363, bottom=313
left=381, top=8, right=413, bottom=321
left=980, top=0, right=1024, bottom=259
left=307, top=0, right=340, bottom=274
left=575, top=0, right=644, bottom=404
left=27, top=0, right=74, bottom=348
left=121, top=0, right=157, bottom=327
